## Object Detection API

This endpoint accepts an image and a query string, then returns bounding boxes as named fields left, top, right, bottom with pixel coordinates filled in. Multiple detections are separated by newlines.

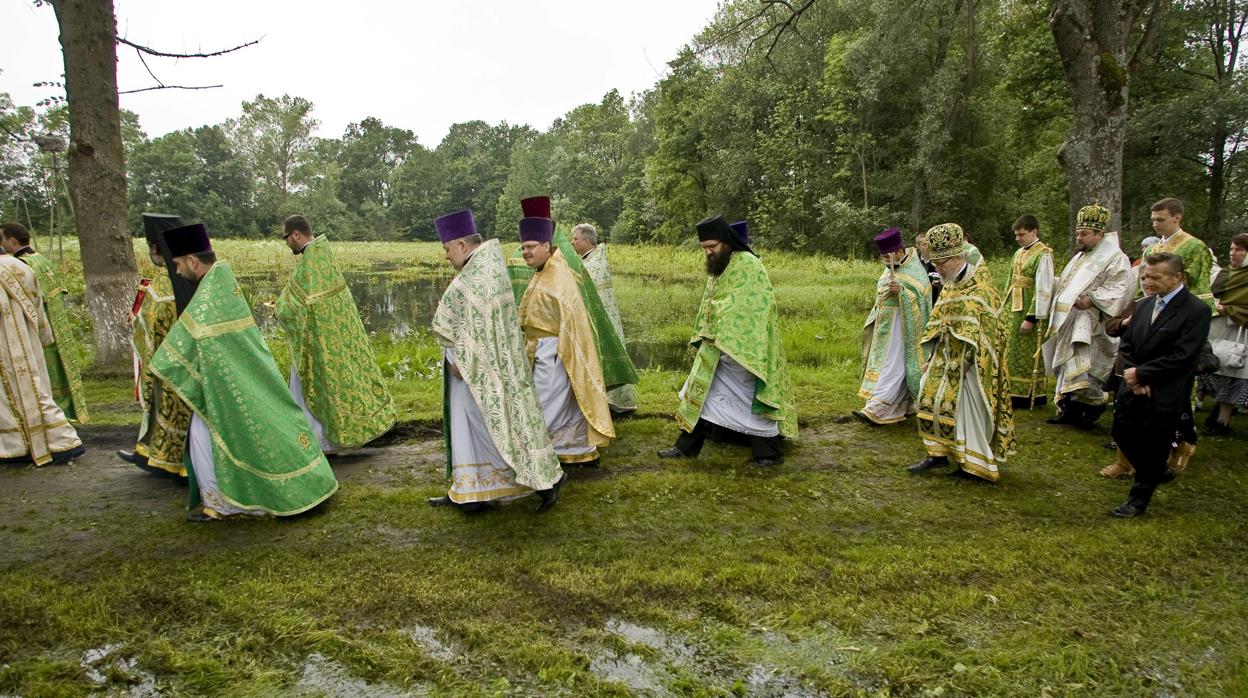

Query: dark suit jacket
left=1115, top=286, right=1211, bottom=414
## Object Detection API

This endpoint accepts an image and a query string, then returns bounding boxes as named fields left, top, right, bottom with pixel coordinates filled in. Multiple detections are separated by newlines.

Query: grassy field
left=1, top=239, right=1246, bottom=697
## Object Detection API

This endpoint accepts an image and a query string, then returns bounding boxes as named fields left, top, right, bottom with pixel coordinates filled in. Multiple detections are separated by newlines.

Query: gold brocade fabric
left=916, top=264, right=1016, bottom=480
left=131, top=275, right=190, bottom=476
left=519, top=248, right=614, bottom=446
left=0, top=256, right=81, bottom=464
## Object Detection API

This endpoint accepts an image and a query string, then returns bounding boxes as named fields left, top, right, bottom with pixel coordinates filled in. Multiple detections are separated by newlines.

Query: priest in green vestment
left=855, top=228, right=932, bottom=425
left=659, top=215, right=797, bottom=467
left=117, top=213, right=195, bottom=477
left=428, top=209, right=564, bottom=513
left=1144, top=198, right=1215, bottom=311
left=571, top=222, right=638, bottom=414
left=276, top=215, right=395, bottom=452
left=149, top=223, right=338, bottom=522
left=0, top=223, right=88, bottom=422
left=1002, top=214, right=1056, bottom=408
left=908, top=223, right=1015, bottom=482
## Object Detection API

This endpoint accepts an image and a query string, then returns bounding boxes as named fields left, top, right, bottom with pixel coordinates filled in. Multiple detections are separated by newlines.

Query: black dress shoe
left=851, top=410, right=876, bottom=425
left=116, top=449, right=138, bottom=464
left=948, top=467, right=977, bottom=479
left=1202, top=420, right=1231, bottom=436
left=1157, top=468, right=1177, bottom=485
left=748, top=456, right=783, bottom=467
left=185, top=507, right=216, bottom=523
left=427, top=495, right=453, bottom=507
left=49, top=445, right=86, bottom=465
left=536, top=473, right=567, bottom=513
left=1075, top=404, right=1107, bottom=428
left=907, top=456, right=949, bottom=474
left=1110, top=501, right=1147, bottom=518
left=658, top=447, right=691, bottom=459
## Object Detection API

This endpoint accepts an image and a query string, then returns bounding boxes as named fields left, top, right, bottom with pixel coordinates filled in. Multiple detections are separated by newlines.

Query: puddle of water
left=295, top=653, right=421, bottom=698
left=80, top=644, right=162, bottom=696
left=605, top=619, right=694, bottom=662
left=745, top=664, right=826, bottom=698
left=588, top=650, right=668, bottom=694
left=404, top=625, right=457, bottom=662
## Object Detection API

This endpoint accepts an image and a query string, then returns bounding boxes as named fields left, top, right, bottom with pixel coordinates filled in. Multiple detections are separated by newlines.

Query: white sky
left=2, top=0, right=722, bottom=146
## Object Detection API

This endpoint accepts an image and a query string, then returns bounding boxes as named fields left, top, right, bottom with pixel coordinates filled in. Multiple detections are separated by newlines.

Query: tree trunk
left=1049, top=0, right=1156, bottom=248
left=50, top=0, right=137, bottom=369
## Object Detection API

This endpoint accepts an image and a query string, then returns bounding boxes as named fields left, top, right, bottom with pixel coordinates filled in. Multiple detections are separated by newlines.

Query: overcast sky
left=1, top=0, right=722, bottom=146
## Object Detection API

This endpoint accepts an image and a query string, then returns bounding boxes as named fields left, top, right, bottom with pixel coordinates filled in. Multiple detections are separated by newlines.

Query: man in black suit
left=1110, top=252, right=1211, bottom=517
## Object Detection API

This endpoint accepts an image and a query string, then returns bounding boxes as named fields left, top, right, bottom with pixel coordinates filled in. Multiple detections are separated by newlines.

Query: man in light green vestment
left=276, top=215, right=395, bottom=452
left=1144, top=198, right=1215, bottom=311
left=571, top=223, right=638, bottom=414
left=1002, top=215, right=1056, bottom=408
left=659, top=216, right=796, bottom=467
left=150, top=223, right=338, bottom=522
left=427, top=209, right=564, bottom=513
left=908, top=223, right=1015, bottom=482
left=854, top=228, right=931, bottom=425
left=1, top=223, right=88, bottom=422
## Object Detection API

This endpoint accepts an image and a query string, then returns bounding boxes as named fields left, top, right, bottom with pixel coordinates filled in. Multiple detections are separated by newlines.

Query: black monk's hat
left=696, top=214, right=755, bottom=256
left=141, top=212, right=196, bottom=314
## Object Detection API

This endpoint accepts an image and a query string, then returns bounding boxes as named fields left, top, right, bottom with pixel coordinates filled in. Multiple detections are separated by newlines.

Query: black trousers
left=1112, top=401, right=1182, bottom=506
left=674, top=418, right=783, bottom=460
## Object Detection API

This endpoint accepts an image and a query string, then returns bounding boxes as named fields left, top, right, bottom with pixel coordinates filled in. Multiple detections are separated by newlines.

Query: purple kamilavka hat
left=874, top=227, right=904, bottom=255
left=519, top=217, right=554, bottom=244
left=729, top=220, right=750, bottom=245
left=434, top=209, right=477, bottom=243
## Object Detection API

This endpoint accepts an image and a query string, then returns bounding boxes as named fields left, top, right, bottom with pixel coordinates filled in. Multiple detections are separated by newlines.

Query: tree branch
left=1128, top=0, right=1167, bottom=77
left=115, top=36, right=261, bottom=59
left=118, top=84, right=224, bottom=95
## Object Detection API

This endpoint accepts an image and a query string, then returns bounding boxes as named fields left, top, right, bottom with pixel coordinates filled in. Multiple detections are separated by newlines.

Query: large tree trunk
left=1049, top=0, right=1159, bottom=247
left=50, top=0, right=137, bottom=369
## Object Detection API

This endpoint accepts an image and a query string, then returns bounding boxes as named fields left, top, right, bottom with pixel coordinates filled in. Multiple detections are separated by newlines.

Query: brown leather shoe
left=1099, top=451, right=1134, bottom=479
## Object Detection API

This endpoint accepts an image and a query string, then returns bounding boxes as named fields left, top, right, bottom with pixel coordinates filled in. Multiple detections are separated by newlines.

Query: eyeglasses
left=282, top=230, right=295, bottom=240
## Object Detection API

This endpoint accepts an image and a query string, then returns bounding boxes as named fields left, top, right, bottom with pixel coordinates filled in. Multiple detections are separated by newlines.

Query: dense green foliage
left=2, top=1, right=1246, bottom=258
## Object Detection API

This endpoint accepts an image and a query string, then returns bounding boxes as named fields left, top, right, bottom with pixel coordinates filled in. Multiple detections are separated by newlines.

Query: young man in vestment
left=1002, top=215, right=1055, bottom=408
left=518, top=215, right=616, bottom=466
left=427, top=209, right=565, bottom=513
left=1041, top=204, right=1132, bottom=428
left=658, top=215, right=796, bottom=467
left=0, top=223, right=88, bottom=422
left=0, top=251, right=85, bottom=466
left=1143, top=198, right=1215, bottom=311
left=276, top=215, right=395, bottom=454
left=571, top=222, right=637, bottom=414
left=908, top=223, right=1015, bottom=481
left=854, top=228, right=932, bottom=425
left=149, top=223, right=338, bottom=522
left=117, top=213, right=195, bottom=477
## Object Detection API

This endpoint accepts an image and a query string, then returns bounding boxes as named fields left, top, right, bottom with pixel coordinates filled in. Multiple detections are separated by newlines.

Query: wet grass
left=4, top=239, right=1247, bottom=696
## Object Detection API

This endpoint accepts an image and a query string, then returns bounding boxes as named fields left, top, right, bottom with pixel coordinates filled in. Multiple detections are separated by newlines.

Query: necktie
left=1150, top=298, right=1165, bottom=325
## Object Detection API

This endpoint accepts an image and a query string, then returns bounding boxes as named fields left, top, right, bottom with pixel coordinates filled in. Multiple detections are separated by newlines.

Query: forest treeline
left=2, top=0, right=1244, bottom=259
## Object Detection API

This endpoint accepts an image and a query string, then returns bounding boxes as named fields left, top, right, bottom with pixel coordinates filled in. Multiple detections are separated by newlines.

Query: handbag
left=1210, top=324, right=1247, bottom=370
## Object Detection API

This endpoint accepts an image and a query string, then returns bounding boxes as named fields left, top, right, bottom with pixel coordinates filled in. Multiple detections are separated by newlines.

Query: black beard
left=706, top=248, right=732, bottom=276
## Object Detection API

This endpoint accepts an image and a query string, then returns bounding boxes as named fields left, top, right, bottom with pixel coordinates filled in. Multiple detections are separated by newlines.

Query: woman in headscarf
left=1198, top=233, right=1248, bottom=434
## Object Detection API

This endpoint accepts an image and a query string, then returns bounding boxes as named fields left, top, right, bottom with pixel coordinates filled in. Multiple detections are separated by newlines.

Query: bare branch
left=134, top=48, right=164, bottom=88
left=118, top=84, right=224, bottom=95
left=1128, top=0, right=1167, bottom=76
left=115, top=35, right=261, bottom=59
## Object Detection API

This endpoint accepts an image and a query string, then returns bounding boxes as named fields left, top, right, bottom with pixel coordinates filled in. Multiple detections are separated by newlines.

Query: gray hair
left=572, top=223, right=598, bottom=246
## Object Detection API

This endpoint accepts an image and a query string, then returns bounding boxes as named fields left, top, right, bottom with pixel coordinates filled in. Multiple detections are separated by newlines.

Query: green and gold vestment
left=859, top=249, right=932, bottom=407
left=20, top=252, right=88, bottom=422
left=276, top=236, right=395, bottom=448
left=131, top=274, right=191, bottom=476
left=676, top=251, right=797, bottom=438
left=151, top=262, right=338, bottom=516
left=1002, top=241, right=1054, bottom=404
left=582, top=244, right=638, bottom=412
